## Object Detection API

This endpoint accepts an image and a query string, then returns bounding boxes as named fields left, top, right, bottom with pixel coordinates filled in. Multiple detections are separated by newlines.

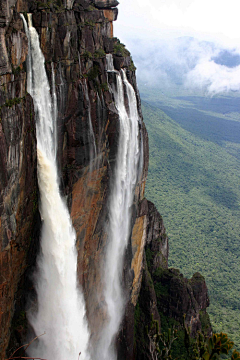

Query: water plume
left=21, top=14, right=90, bottom=360
left=97, top=55, right=140, bottom=360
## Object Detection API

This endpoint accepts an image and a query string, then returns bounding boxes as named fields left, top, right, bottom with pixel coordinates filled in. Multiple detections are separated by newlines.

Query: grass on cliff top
left=141, top=98, right=240, bottom=349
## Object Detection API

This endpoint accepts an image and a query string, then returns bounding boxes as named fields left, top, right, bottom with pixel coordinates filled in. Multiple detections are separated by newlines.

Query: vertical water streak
left=21, top=15, right=90, bottom=360
left=83, top=80, right=97, bottom=168
left=51, top=62, right=58, bottom=159
left=65, top=0, right=74, bottom=9
left=99, top=56, right=140, bottom=360
left=106, top=54, right=114, bottom=71
left=20, top=15, right=32, bottom=95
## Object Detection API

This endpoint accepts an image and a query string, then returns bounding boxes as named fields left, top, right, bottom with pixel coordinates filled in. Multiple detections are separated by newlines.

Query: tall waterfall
left=21, top=15, right=90, bottom=360
left=98, top=55, right=140, bottom=360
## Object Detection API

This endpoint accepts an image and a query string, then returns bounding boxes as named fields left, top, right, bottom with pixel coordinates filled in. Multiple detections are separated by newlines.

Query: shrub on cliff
left=148, top=317, right=240, bottom=360
left=113, top=38, right=130, bottom=57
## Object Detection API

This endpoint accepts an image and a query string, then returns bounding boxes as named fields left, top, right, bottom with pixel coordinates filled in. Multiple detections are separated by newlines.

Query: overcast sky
left=114, top=0, right=240, bottom=93
left=115, top=0, right=240, bottom=48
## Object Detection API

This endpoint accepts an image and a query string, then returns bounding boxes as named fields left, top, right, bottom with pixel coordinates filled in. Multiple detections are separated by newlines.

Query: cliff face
left=0, top=3, right=40, bottom=354
left=0, top=1, right=210, bottom=359
left=133, top=202, right=211, bottom=360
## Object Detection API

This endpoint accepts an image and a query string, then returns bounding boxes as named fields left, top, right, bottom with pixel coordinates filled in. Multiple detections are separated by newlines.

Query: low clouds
left=125, top=37, right=240, bottom=94
left=186, top=61, right=240, bottom=94
left=116, top=0, right=240, bottom=48
left=114, top=0, right=240, bottom=94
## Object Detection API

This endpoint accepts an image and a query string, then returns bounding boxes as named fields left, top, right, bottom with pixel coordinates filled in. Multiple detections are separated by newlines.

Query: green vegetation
left=129, top=58, right=137, bottom=71
left=82, top=50, right=93, bottom=61
left=13, top=310, right=27, bottom=331
left=100, top=82, right=109, bottom=92
left=86, top=5, right=96, bottom=11
left=134, top=301, right=147, bottom=348
left=200, top=311, right=212, bottom=334
left=136, top=243, right=211, bottom=359
left=141, top=97, right=240, bottom=349
left=149, top=316, right=240, bottom=360
left=85, top=65, right=107, bottom=95
left=82, top=49, right=106, bottom=61
left=84, top=20, right=95, bottom=29
left=113, top=38, right=130, bottom=57
left=0, top=96, right=25, bottom=112
left=5, top=97, right=22, bottom=107
left=34, top=0, right=65, bottom=12
left=94, top=49, right=106, bottom=59
left=87, top=65, right=100, bottom=81
left=158, top=312, right=189, bottom=359
left=11, top=65, right=21, bottom=76
left=135, top=260, right=239, bottom=359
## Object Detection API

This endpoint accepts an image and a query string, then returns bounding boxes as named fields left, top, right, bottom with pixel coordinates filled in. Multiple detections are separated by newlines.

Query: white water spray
left=98, top=55, right=140, bottom=360
left=21, top=14, right=90, bottom=360
left=106, top=54, right=114, bottom=71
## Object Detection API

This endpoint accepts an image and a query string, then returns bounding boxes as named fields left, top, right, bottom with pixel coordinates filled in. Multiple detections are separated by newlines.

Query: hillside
left=141, top=95, right=240, bottom=348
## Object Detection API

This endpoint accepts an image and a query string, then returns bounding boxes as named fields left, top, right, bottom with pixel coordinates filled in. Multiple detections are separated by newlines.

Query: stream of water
left=21, top=14, right=90, bottom=360
left=97, top=55, right=140, bottom=360
left=21, top=16, right=141, bottom=359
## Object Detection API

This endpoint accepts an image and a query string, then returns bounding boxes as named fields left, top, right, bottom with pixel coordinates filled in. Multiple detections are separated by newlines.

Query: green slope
left=142, top=100, right=240, bottom=348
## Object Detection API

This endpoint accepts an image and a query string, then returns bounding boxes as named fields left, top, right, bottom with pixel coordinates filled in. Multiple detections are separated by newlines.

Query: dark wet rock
left=93, top=0, right=119, bottom=9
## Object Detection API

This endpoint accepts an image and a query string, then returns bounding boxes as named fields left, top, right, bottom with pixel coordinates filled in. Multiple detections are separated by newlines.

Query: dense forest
left=141, top=91, right=240, bottom=349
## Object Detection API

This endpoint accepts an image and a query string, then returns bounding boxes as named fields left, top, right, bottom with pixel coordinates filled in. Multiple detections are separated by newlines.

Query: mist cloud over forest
left=125, top=37, right=240, bottom=94
left=114, top=0, right=240, bottom=95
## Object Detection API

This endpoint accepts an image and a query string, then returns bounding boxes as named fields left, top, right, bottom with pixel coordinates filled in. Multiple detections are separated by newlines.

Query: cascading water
left=97, top=54, right=140, bottom=360
left=21, top=14, right=90, bottom=360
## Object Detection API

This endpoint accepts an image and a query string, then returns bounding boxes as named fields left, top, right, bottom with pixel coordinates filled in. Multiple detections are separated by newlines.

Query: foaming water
left=97, top=55, right=140, bottom=360
left=21, top=14, right=90, bottom=360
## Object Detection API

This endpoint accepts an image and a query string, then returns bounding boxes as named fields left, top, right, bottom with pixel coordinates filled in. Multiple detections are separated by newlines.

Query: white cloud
left=114, top=0, right=240, bottom=94
left=122, top=36, right=240, bottom=94
left=185, top=61, right=240, bottom=93
left=115, top=0, right=240, bottom=48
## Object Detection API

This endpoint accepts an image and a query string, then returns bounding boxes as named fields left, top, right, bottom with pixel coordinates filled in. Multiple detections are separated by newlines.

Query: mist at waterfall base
left=21, top=15, right=90, bottom=360
left=94, top=55, right=140, bottom=360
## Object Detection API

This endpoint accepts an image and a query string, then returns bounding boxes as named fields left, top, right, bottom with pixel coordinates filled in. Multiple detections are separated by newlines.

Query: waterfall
left=98, top=55, right=140, bottom=360
left=21, top=14, right=90, bottom=360
left=106, top=54, right=114, bottom=71
left=51, top=62, right=58, bottom=158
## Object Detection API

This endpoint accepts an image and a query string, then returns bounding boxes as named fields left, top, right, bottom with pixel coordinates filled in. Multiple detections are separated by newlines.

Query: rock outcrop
left=0, top=0, right=211, bottom=359
left=134, top=210, right=211, bottom=359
